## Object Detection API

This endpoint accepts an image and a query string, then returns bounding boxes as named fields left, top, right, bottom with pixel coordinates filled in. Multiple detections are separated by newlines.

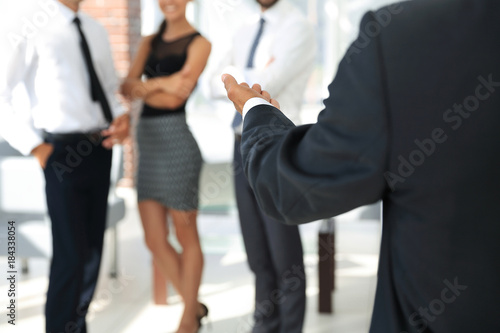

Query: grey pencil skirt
left=136, top=111, right=203, bottom=211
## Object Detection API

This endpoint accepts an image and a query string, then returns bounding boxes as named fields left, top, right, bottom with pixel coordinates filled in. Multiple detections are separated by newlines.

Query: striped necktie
left=232, top=17, right=266, bottom=129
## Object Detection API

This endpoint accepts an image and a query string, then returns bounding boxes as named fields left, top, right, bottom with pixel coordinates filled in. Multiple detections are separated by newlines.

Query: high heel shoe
left=196, top=303, right=209, bottom=330
left=177, top=303, right=209, bottom=333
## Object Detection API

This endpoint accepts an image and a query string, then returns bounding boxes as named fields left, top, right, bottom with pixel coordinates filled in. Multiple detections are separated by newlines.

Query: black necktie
left=232, top=17, right=266, bottom=129
left=73, top=17, right=113, bottom=124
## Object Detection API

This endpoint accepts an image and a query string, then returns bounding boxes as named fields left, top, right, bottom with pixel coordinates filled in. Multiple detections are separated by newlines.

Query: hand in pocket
left=31, top=143, right=54, bottom=170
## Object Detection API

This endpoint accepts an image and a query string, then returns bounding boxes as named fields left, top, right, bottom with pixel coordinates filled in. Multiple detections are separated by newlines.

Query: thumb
left=270, top=98, right=281, bottom=110
left=221, top=73, right=238, bottom=93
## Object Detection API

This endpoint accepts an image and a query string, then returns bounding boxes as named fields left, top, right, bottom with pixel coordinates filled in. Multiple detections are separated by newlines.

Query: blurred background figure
left=0, top=0, right=129, bottom=332
left=223, top=1, right=500, bottom=332
left=120, top=0, right=211, bottom=332
left=0, top=0, right=405, bottom=332
left=211, top=0, right=316, bottom=332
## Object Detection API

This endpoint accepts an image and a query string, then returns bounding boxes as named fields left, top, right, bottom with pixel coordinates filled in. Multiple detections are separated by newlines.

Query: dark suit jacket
left=241, top=0, right=500, bottom=332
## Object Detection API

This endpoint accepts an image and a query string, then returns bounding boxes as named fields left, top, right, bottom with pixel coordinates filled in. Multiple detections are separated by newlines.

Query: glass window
left=141, top=0, right=397, bottom=162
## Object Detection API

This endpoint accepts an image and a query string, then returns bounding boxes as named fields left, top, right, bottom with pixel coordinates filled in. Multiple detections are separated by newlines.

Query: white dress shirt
left=0, top=1, right=124, bottom=155
left=242, top=97, right=273, bottom=119
left=230, top=0, right=316, bottom=133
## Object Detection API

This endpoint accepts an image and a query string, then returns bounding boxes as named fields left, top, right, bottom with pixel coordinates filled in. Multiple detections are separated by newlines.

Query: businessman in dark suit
left=222, top=0, right=500, bottom=332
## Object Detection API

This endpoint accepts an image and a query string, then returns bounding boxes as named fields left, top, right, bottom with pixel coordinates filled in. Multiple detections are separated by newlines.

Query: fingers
left=261, top=90, right=271, bottom=102
left=100, top=128, right=115, bottom=149
left=32, top=143, right=54, bottom=170
left=41, top=147, right=53, bottom=169
left=101, top=137, right=114, bottom=149
left=252, top=83, right=262, bottom=94
left=101, top=115, right=130, bottom=149
left=101, top=126, right=114, bottom=137
left=176, top=86, right=191, bottom=99
left=222, top=74, right=248, bottom=113
left=172, top=81, right=193, bottom=99
left=265, top=56, right=275, bottom=68
left=221, top=74, right=238, bottom=93
left=222, top=74, right=271, bottom=113
left=270, top=98, right=281, bottom=110
left=221, top=73, right=252, bottom=91
left=101, top=133, right=125, bottom=149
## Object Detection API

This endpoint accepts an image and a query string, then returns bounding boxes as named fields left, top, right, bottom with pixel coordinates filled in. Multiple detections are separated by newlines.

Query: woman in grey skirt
left=121, top=1, right=211, bottom=332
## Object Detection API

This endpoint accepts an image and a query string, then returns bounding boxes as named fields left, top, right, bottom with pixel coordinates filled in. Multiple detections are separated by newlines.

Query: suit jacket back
left=377, top=1, right=500, bottom=332
left=241, top=0, right=500, bottom=331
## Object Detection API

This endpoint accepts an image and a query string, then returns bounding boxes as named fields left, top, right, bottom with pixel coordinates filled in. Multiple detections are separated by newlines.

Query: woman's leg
left=138, top=200, right=184, bottom=299
left=170, top=209, right=204, bottom=332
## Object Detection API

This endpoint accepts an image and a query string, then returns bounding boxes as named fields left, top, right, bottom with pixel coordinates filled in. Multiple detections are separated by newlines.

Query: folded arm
left=120, top=35, right=165, bottom=100
left=244, top=22, right=316, bottom=98
left=121, top=34, right=211, bottom=110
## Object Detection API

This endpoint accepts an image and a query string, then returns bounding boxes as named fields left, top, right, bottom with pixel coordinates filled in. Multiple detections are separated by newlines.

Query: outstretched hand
left=222, top=74, right=280, bottom=114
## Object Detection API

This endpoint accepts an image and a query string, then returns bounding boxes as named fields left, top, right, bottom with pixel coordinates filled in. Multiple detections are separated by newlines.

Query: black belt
left=235, top=134, right=242, bottom=142
left=43, top=130, right=104, bottom=143
left=141, top=103, right=185, bottom=117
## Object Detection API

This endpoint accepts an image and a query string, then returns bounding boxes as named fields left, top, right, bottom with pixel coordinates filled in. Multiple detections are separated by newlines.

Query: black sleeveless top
left=142, top=32, right=201, bottom=117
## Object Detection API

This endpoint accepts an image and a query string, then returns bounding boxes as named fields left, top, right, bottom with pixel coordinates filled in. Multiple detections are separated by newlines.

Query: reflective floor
left=0, top=187, right=381, bottom=333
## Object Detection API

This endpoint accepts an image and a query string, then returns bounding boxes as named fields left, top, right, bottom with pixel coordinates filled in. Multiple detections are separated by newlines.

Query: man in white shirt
left=225, top=1, right=316, bottom=332
left=0, top=0, right=129, bottom=331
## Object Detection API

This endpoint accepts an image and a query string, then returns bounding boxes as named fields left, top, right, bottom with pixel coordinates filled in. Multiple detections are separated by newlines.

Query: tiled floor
left=0, top=186, right=381, bottom=333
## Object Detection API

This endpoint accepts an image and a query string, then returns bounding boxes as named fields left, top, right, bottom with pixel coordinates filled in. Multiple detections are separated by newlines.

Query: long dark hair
left=151, top=20, right=167, bottom=48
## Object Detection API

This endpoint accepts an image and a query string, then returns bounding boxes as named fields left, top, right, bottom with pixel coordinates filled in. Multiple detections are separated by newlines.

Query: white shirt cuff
left=242, top=97, right=273, bottom=120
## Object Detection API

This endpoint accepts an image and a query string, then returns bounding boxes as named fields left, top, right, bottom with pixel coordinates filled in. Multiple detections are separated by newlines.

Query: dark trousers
left=43, top=137, right=111, bottom=333
left=234, top=139, right=306, bottom=333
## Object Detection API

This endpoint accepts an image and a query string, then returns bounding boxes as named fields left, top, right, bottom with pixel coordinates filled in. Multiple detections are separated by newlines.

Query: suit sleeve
left=241, top=12, right=390, bottom=224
